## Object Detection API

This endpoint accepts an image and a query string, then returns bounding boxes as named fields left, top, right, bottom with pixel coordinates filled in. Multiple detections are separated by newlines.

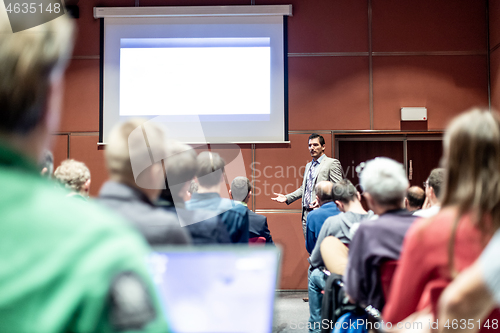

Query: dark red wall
left=490, top=0, right=500, bottom=110
left=54, top=0, right=489, bottom=289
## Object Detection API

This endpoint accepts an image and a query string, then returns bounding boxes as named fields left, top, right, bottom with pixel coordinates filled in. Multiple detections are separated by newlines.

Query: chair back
left=380, top=260, right=398, bottom=300
left=249, top=236, right=266, bottom=244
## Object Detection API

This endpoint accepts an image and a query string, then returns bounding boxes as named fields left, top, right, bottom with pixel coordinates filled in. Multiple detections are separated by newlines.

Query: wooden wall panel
left=372, top=56, right=488, bottom=130
left=490, top=1, right=500, bottom=111
left=60, top=60, right=100, bottom=132
left=51, top=134, right=69, bottom=174
left=490, top=0, right=500, bottom=50
left=491, top=50, right=500, bottom=111
left=72, top=0, right=133, bottom=56
left=372, top=0, right=487, bottom=52
left=263, top=212, right=308, bottom=289
left=69, top=135, right=108, bottom=197
left=253, top=133, right=333, bottom=210
left=256, top=0, right=368, bottom=53
left=288, top=56, right=370, bottom=131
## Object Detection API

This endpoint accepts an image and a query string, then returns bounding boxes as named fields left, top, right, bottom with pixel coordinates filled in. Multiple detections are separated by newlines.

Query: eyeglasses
left=423, top=181, right=429, bottom=188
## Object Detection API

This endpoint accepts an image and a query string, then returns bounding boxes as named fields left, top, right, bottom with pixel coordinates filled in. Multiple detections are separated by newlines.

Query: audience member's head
left=331, top=179, right=360, bottom=212
left=230, top=176, right=251, bottom=203
left=105, top=119, right=167, bottom=201
left=359, top=157, right=408, bottom=215
left=196, top=151, right=226, bottom=190
left=425, top=168, right=445, bottom=206
left=314, top=181, right=334, bottom=206
left=162, top=140, right=198, bottom=202
left=405, top=186, right=425, bottom=212
left=441, top=109, right=500, bottom=230
left=39, top=150, right=54, bottom=178
left=54, top=159, right=91, bottom=196
left=0, top=16, right=74, bottom=160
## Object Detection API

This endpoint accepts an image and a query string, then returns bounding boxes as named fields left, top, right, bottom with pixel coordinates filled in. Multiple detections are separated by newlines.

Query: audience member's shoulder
left=249, top=209, right=265, bottom=219
left=148, top=204, right=182, bottom=223
left=307, top=208, right=321, bottom=219
left=221, top=198, right=248, bottom=214
left=407, top=207, right=456, bottom=242
left=323, top=212, right=345, bottom=225
left=413, top=205, right=440, bottom=218
left=30, top=179, right=137, bottom=236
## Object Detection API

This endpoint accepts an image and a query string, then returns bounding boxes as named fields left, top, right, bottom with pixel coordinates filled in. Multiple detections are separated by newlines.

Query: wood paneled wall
left=54, top=0, right=489, bottom=289
left=490, top=0, right=500, bottom=110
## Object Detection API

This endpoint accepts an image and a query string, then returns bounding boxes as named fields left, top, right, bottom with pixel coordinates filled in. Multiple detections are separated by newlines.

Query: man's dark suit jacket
left=248, top=210, right=274, bottom=244
left=165, top=205, right=231, bottom=245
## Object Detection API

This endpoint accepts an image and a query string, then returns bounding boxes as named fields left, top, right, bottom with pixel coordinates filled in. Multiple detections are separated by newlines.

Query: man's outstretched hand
left=272, top=193, right=287, bottom=203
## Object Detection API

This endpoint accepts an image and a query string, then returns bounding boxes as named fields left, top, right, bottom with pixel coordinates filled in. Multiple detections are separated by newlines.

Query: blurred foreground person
left=384, top=109, right=500, bottom=331
left=98, top=119, right=191, bottom=245
left=54, top=159, right=91, bottom=199
left=438, top=229, right=500, bottom=333
left=0, top=15, right=169, bottom=333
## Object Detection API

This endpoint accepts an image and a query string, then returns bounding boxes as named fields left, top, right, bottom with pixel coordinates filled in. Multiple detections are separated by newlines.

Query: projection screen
left=95, top=6, right=292, bottom=144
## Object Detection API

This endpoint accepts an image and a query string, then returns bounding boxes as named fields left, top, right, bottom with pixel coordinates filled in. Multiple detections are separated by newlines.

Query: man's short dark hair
left=428, top=168, right=445, bottom=198
left=196, top=151, right=226, bottom=187
left=331, top=179, right=358, bottom=204
left=406, top=186, right=425, bottom=209
left=309, top=133, right=325, bottom=146
left=230, top=176, right=251, bottom=202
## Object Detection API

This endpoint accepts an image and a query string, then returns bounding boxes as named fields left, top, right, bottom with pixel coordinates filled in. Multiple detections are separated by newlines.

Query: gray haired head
left=359, top=157, right=408, bottom=206
left=230, top=176, right=251, bottom=202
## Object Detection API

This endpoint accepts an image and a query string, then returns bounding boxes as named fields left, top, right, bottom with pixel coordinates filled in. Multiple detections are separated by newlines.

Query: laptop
left=147, top=245, right=281, bottom=333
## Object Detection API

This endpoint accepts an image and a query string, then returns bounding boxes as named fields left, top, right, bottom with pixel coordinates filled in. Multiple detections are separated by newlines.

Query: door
left=406, top=139, right=443, bottom=188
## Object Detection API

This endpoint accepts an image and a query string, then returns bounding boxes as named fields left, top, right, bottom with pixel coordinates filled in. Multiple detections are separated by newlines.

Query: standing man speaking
left=272, top=134, right=343, bottom=236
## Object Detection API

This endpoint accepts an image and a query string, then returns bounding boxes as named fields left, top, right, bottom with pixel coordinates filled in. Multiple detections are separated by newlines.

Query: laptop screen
left=147, top=246, right=280, bottom=333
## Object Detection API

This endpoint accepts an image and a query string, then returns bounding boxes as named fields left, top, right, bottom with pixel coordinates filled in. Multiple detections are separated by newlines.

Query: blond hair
left=105, top=119, right=167, bottom=187
left=0, top=15, right=74, bottom=133
left=54, top=159, right=90, bottom=193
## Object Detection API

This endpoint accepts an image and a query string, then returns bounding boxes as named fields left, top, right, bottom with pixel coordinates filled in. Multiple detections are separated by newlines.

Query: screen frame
left=96, top=6, right=292, bottom=144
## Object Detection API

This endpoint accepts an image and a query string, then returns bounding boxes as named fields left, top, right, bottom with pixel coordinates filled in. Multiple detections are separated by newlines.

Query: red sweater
left=383, top=207, right=499, bottom=330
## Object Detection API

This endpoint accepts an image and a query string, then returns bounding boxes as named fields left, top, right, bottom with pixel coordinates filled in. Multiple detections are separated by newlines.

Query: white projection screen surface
left=99, top=8, right=290, bottom=144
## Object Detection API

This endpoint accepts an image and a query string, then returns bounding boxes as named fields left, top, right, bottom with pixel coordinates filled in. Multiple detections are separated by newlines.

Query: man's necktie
left=304, top=160, right=319, bottom=208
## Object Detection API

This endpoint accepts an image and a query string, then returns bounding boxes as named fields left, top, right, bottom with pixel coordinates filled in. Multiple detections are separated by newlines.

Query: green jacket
left=0, top=144, right=169, bottom=333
